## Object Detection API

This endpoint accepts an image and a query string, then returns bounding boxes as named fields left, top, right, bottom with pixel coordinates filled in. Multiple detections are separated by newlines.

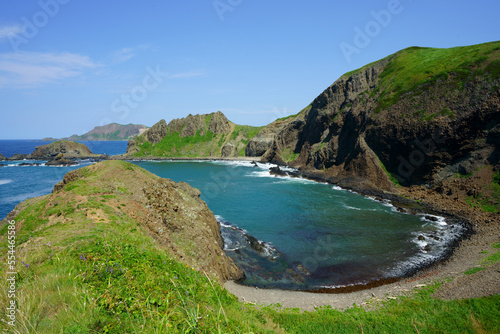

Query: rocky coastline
left=1, top=140, right=108, bottom=166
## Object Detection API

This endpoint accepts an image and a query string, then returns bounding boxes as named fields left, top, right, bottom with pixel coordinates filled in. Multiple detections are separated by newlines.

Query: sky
left=0, top=0, right=499, bottom=139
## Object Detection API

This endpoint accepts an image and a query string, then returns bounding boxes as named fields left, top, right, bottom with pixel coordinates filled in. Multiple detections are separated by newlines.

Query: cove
left=134, top=160, right=464, bottom=291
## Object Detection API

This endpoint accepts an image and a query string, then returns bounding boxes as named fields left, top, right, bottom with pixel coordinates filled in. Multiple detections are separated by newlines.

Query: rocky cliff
left=253, top=42, right=500, bottom=200
left=126, top=111, right=262, bottom=158
left=63, top=123, right=148, bottom=141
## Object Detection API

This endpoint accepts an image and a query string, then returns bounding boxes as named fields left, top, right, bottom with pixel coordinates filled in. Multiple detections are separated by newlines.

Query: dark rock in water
left=46, top=154, right=78, bottom=166
left=424, top=245, right=432, bottom=252
left=425, top=215, right=439, bottom=222
left=0, top=153, right=6, bottom=161
left=418, top=235, right=425, bottom=241
left=18, top=162, right=42, bottom=166
left=269, top=166, right=287, bottom=177
left=9, top=154, right=29, bottom=160
left=246, top=234, right=266, bottom=253
left=269, top=166, right=301, bottom=178
left=252, top=161, right=258, bottom=167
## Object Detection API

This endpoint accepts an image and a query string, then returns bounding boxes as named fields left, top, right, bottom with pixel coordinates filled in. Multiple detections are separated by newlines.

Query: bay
left=0, top=140, right=463, bottom=290
left=135, top=160, right=463, bottom=290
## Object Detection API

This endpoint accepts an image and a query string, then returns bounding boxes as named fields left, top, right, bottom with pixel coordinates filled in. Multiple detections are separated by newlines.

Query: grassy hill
left=371, top=41, right=500, bottom=113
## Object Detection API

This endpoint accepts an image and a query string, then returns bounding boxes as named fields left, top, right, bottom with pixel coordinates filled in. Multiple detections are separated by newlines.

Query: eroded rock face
left=142, top=178, right=244, bottom=282
left=221, top=142, right=234, bottom=157
left=208, top=111, right=232, bottom=134
left=144, top=119, right=168, bottom=144
left=257, top=49, right=499, bottom=193
left=246, top=119, right=293, bottom=157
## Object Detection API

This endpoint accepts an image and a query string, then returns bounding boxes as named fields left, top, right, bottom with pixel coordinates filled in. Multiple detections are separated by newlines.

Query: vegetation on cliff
left=127, top=111, right=263, bottom=158
left=252, top=42, right=499, bottom=211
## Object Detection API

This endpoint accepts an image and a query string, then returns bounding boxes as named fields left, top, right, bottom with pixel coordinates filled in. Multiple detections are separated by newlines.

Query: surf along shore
left=64, top=155, right=500, bottom=310
left=110, top=154, right=498, bottom=311
left=201, top=160, right=499, bottom=311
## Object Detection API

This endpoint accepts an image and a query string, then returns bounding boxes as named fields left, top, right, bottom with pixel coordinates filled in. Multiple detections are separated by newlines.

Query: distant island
left=42, top=122, right=148, bottom=141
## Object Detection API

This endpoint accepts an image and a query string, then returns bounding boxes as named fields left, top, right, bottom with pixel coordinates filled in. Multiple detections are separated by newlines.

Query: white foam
left=0, top=179, right=13, bottom=185
left=419, top=214, right=448, bottom=226
left=247, top=168, right=322, bottom=185
left=319, top=282, right=358, bottom=289
left=413, top=237, right=428, bottom=249
left=344, top=205, right=361, bottom=211
left=248, top=170, right=274, bottom=178
left=210, top=160, right=256, bottom=168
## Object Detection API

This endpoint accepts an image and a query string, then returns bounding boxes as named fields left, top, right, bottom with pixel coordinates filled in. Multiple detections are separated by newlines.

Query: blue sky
left=0, top=0, right=499, bottom=139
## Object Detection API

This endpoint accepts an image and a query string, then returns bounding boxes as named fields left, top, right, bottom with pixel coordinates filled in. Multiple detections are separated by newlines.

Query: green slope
left=131, top=113, right=264, bottom=158
left=344, top=41, right=500, bottom=113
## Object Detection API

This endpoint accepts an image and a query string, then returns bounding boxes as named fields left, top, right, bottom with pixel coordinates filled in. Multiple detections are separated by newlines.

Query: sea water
left=0, top=140, right=463, bottom=290
left=0, top=140, right=127, bottom=219
left=134, top=160, right=464, bottom=290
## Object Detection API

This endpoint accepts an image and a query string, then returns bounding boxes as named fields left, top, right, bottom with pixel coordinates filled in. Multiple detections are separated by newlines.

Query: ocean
left=0, top=140, right=128, bottom=219
left=0, top=140, right=464, bottom=290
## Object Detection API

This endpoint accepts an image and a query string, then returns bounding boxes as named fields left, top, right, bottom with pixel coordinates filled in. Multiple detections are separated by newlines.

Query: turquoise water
left=135, top=160, right=463, bottom=290
left=0, top=140, right=463, bottom=290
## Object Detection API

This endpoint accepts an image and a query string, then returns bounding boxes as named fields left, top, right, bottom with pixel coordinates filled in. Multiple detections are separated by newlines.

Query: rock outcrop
left=29, top=141, right=105, bottom=160
left=144, top=119, right=168, bottom=144
left=254, top=42, right=500, bottom=195
left=0, top=153, right=5, bottom=161
left=245, top=117, right=297, bottom=157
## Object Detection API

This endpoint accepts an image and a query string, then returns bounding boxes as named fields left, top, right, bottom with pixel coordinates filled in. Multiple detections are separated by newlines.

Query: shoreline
left=4, top=154, right=498, bottom=308
left=221, top=164, right=499, bottom=310
left=110, top=155, right=262, bottom=162
left=224, top=219, right=499, bottom=311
